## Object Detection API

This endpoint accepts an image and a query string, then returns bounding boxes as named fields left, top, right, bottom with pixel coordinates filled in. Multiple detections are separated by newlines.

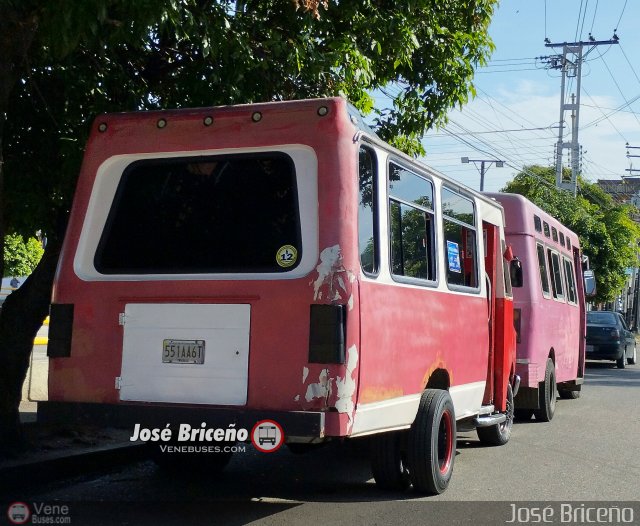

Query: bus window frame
left=547, top=247, right=566, bottom=302
left=357, top=144, right=380, bottom=278
left=386, top=156, right=439, bottom=288
left=441, top=185, right=481, bottom=295
left=536, top=241, right=552, bottom=299
left=562, top=255, right=578, bottom=305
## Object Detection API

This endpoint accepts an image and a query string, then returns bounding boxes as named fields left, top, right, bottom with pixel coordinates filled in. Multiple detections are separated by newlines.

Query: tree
left=3, top=234, right=44, bottom=277
left=502, top=165, right=640, bottom=303
left=0, top=0, right=497, bottom=451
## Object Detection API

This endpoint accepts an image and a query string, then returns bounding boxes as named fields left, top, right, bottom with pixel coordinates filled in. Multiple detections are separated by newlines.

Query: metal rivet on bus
left=157, top=118, right=167, bottom=129
left=203, top=116, right=214, bottom=126
left=251, top=112, right=262, bottom=122
left=317, top=106, right=329, bottom=117
left=98, top=122, right=108, bottom=132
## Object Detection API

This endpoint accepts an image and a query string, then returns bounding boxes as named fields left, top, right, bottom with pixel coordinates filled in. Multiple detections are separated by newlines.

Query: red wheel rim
left=438, top=410, right=454, bottom=474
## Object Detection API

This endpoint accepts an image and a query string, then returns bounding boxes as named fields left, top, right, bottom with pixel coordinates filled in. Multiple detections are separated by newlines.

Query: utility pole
left=461, top=157, right=503, bottom=191
left=625, top=144, right=640, bottom=177
left=543, top=35, right=619, bottom=195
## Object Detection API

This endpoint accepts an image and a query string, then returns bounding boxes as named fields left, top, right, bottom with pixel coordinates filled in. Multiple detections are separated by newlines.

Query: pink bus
left=42, top=98, right=522, bottom=494
left=486, top=193, right=586, bottom=422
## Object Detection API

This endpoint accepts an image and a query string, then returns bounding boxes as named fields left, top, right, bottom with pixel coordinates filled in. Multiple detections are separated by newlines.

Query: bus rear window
left=95, top=153, right=301, bottom=274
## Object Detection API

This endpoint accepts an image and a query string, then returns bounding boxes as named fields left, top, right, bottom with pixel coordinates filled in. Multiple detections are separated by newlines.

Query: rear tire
left=370, top=431, right=411, bottom=491
left=533, top=358, right=556, bottom=422
left=477, top=383, right=514, bottom=446
left=628, top=345, right=637, bottom=365
left=407, top=389, right=456, bottom=495
left=558, top=385, right=581, bottom=400
left=617, top=349, right=626, bottom=369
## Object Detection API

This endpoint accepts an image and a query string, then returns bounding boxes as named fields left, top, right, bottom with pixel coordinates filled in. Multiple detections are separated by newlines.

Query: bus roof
left=484, top=192, right=580, bottom=249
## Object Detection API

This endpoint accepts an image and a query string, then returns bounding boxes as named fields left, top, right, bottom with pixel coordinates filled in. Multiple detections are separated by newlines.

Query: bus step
left=474, top=413, right=506, bottom=428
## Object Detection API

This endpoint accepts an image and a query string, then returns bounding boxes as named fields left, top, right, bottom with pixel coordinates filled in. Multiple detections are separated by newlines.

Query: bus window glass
left=537, top=243, right=551, bottom=296
left=95, top=153, right=301, bottom=274
left=563, top=257, right=577, bottom=303
left=534, top=215, right=542, bottom=233
left=442, top=188, right=475, bottom=225
left=559, top=232, right=565, bottom=246
left=543, top=222, right=551, bottom=238
left=389, top=164, right=433, bottom=209
left=551, top=227, right=558, bottom=242
left=442, top=188, right=477, bottom=288
left=547, top=249, right=565, bottom=299
left=390, top=202, right=432, bottom=280
left=358, top=146, right=378, bottom=275
left=566, top=237, right=571, bottom=250
left=388, top=163, right=435, bottom=282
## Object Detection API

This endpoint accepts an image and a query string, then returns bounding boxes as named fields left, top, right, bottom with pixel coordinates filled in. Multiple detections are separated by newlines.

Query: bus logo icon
left=7, top=502, right=30, bottom=525
left=251, top=420, right=284, bottom=453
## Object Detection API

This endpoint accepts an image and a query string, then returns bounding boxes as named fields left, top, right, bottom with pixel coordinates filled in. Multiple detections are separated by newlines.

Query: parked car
left=586, top=311, right=637, bottom=368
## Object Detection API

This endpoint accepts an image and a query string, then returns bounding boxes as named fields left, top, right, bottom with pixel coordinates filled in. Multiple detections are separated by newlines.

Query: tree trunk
left=0, top=240, right=60, bottom=454
left=0, top=8, right=41, bottom=455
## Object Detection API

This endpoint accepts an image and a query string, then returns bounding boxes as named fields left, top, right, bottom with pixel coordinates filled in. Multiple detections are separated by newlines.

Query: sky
left=408, top=0, right=640, bottom=192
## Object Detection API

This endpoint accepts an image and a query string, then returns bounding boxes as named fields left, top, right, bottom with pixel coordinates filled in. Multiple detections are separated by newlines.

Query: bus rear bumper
left=38, top=401, right=333, bottom=442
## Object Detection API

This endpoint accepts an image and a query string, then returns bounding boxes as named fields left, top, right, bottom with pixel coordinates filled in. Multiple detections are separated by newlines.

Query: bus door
left=482, top=221, right=498, bottom=406
left=574, top=247, right=586, bottom=380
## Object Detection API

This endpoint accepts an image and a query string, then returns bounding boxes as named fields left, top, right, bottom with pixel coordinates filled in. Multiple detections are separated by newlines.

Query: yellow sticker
left=276, top=245, right=298, bottom=268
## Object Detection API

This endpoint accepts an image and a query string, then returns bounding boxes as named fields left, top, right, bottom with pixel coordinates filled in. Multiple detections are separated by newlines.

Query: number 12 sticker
left=276, top=245, right=298, bottom=268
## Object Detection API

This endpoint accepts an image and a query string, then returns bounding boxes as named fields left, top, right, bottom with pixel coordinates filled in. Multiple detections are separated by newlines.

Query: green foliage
left=502, top=166, right=640, bottom=302
left=2, top=0, right=497, bottom=237
left=3, top=234, right=44, bottom=277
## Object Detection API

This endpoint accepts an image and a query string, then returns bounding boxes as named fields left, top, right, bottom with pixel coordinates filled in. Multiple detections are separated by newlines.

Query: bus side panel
left=510, top=234, right=582, bottom=387
left=357, top=281, right=489, bottom=407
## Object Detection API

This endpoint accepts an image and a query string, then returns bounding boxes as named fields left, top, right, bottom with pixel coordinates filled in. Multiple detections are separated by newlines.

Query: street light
left=461, top=157, right=504, bottom=191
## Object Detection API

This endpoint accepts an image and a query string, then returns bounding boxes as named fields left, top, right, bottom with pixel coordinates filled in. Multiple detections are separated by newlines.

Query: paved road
left=7, top=361, right=640, bottom=524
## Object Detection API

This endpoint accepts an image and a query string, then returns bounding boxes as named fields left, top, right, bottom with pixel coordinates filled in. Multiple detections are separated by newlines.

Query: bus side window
left=563, top=257, right=577, bottom=303
left=547, top=249, right=565, bottom=300
left=358, top=146, right=379, bottom=275
left=442, top=187, right=478, bottom=289
left=536, top=243, right=551, bottom=298
left=388, top=163, right=436, bottom=282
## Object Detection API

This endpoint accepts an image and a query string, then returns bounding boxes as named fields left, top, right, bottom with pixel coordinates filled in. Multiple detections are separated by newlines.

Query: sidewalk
left=1, top=340, right=146, bottom=493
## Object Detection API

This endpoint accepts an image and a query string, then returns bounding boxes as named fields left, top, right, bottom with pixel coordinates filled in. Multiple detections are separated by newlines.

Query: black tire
left=617, top=349, right=626, bottom=369
left=370, top=431, right=411, bottom=491
left=628, top=345, right=637, bottom=365
left=533, top=358, right=556, bottom=422
left=477, top=383, right=514, bottom=446
left=407, top=389, right=456, bottom=495
left=558, top=388, right=581, bottom=400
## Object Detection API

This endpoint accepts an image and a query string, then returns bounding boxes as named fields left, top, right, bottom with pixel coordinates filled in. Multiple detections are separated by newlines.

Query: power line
left=615, top=0, right=628, bottom=31
left=595, top=47, right=640, bottom=129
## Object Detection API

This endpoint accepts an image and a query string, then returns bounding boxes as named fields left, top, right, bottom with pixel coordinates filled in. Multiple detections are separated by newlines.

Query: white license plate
left=162, top=339, right=205, bottom=364
left=586, top=345, right=594, bottom=353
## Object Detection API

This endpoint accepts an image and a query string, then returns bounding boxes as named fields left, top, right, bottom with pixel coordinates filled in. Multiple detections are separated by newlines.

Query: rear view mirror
left=510, top=258, right=523, bottom=288
left=584, top=269, right=597, bottom=298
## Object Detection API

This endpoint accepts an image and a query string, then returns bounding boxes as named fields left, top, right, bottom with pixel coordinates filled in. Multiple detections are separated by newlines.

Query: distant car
left=0, top=276, right=28, bottom=309
left=586, top=311, right=637, bottom=368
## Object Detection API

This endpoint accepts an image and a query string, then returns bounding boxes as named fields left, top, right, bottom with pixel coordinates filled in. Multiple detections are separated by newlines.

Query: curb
left=0, top=443, right=148, bottom=494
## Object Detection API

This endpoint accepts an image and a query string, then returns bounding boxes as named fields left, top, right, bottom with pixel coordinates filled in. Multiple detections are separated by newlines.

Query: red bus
left=42, top=98, right=521, bottom=494
left=486, top=193, right=587, bottom=421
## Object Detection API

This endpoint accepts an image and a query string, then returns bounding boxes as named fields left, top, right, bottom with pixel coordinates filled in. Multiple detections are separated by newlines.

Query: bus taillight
left=309, top=304, right=346, bottom=364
